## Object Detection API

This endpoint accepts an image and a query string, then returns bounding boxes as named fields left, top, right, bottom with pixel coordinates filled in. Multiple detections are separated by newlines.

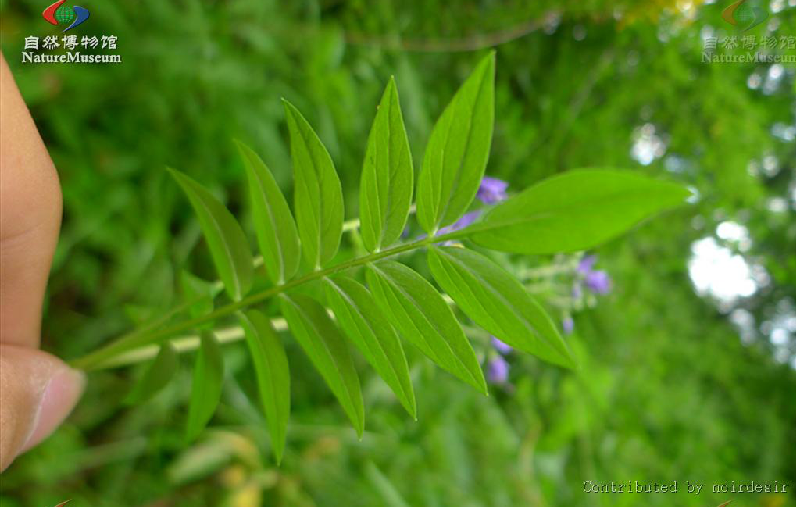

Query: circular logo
left=54, top=4, right=75, bottom=24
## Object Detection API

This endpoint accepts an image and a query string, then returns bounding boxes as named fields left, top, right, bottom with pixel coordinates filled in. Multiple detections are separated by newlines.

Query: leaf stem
left=70, top=231, right=460, bottom=371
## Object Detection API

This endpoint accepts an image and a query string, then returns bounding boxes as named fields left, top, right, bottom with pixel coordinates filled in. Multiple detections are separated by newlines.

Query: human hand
left=0, top=53, right=84, bottom=471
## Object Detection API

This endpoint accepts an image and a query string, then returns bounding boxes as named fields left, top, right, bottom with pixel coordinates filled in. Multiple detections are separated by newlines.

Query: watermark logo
left=721, top=0, right=769, bottom=31
left=42, top=0, right=90, bottom=32
left=21, top=1, right=121, bottom=64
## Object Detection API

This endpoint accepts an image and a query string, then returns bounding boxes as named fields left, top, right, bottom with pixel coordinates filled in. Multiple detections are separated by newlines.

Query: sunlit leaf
left=416, top=52, right=495, bottom=235
left=124, top=343, right=179, bottom=404
left=359, top=77, right=413, bottom=252
left=324, top=276, right=416, bottom=418
left=168, top=168, right=254, bottom=300
left=366, top=260, right=486, bottom=394
left=466, top=170, right=690, bottom=253
left=236, top=141, right=301, bottom=284
left=186, top=332, right=224, bottom=442
left=279, top=293, right=364, bottom=435
left=428, top=246, right=576, bottom=369
left=238, top=310, right=290, bottom=463
left=283, top=100, right=344, bottom=269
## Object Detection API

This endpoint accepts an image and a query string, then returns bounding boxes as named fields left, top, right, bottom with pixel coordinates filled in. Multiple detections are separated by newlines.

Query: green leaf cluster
left=121, top=53, right=688, bottom=462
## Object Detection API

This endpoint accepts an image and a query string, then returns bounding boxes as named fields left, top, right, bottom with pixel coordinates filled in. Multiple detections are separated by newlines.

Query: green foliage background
left=0, top=0, right=795, bottom=505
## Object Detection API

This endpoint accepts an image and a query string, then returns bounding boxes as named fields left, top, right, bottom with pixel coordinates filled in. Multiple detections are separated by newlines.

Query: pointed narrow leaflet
left=238, top=310, right=291, bottom=463
left=366, top=260, right=487, bottom=393
left=324, top=276, right=416, bottom=417
left=428, top=246, right=575, bottom=368
left=237, top=141, right=301, bottom=284
left=279, top=293, right=364, bottom=435
left=283, top=100, right=344, bottom=269
left=359, top=77, right=414, bottom=252
left=169, top=168, right=253, bottom=300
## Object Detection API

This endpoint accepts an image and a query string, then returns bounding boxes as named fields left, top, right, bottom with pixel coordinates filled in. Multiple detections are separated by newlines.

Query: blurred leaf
left=468, top=170, right=690, bottom=254
left=279, top=293, right=364, bottom=436
left=364, top=461, right=411, bottom=507
left=186, top=332, right=224, bottom=442
left=366, top=260, right=486, bottom=394
left=283, top=100, right=344, bottom=269
left=236, top=141, right=301, bottom=284
left=168, top=169, right=253, bottom=300
left=124, top=343, right=179, bottom=404
left=359, top=77, right=414, bottom=252
left=237, top=310, right=291, bottom=464
left=428, top=246, right=575, bottom=369
left=416, top=51, right=495, bottom=234
left=324, top=276, right=416, bottom=418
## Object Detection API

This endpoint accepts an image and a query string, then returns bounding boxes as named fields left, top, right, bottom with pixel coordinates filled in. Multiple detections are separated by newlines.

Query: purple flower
left=571, top=282, right=583, bottom=300
left=585, top=270, right=611, bottom=294
left=487, top=355, right=509, bottom=384
left=491, top=336, right=513, bottom=354
left=577, top=255, right=598, bottom=275
left=476, top=177, right=509, bottom=204
left=576, top=254, right=612, bottom=294
left=437, top=210, right=481, bottom=236
left=562, top=316, right=574, bottom=335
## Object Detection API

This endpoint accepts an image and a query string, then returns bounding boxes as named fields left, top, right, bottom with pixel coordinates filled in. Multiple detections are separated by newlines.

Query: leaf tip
left=231, top=137, right=246, bottom=151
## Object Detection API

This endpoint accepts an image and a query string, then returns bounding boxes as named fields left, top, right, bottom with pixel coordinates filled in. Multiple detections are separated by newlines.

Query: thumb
left=0, top=52, right=84, bottom=472
left=0, top=345, right=84, bottom=471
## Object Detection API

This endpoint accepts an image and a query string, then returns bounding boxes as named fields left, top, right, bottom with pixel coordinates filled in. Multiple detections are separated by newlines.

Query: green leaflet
left=359, top=77, right=413, bottom=252
left=283, top=100, right=344, bottom=269
left=279, top=293, right=364, bottom=436
left=124, top=343, right=179, bottom=404
left=467, top=170, right=690, bottom=254
left=186, top=332, right=224, bottom=442
left=236, top=141, right=301, bottom=284
left=365, top=260, right=487, bottom=394
left=324, top=276, right=416, bottom=418
left=416, top=52, right=495, bottom=235
left=168, top=169, right=253, bottom=301
left=180, top=271, right=221, bottom=328
left=428, top=246, right=576, bottom=369
left=238, top=310, right=291, bottom=464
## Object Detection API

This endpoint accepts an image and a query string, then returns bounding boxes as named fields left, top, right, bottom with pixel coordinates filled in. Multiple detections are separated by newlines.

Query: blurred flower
left=572, top=282, right=583, bottom=300
left=437, top=210, right=481, bottom=236
left=578, top=254, right=598, bottom=274
left=585, top=270, right=611, bottom=294
left=576, top=254, right=612, bottom=294
left=491, top=336, right=512, bottom=354
left=487, top=355, right=509, bottom=384
left=476, top=176, right=509, bottom=204
left=563, top=316, right=574, bottom=334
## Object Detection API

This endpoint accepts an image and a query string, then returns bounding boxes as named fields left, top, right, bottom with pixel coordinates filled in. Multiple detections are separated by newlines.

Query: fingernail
left=21, top=367, right=85, bottom=452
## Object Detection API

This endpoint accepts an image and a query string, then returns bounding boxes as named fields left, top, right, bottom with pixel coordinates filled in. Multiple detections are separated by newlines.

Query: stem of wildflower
left=70, top=230, right=464, bottom=371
